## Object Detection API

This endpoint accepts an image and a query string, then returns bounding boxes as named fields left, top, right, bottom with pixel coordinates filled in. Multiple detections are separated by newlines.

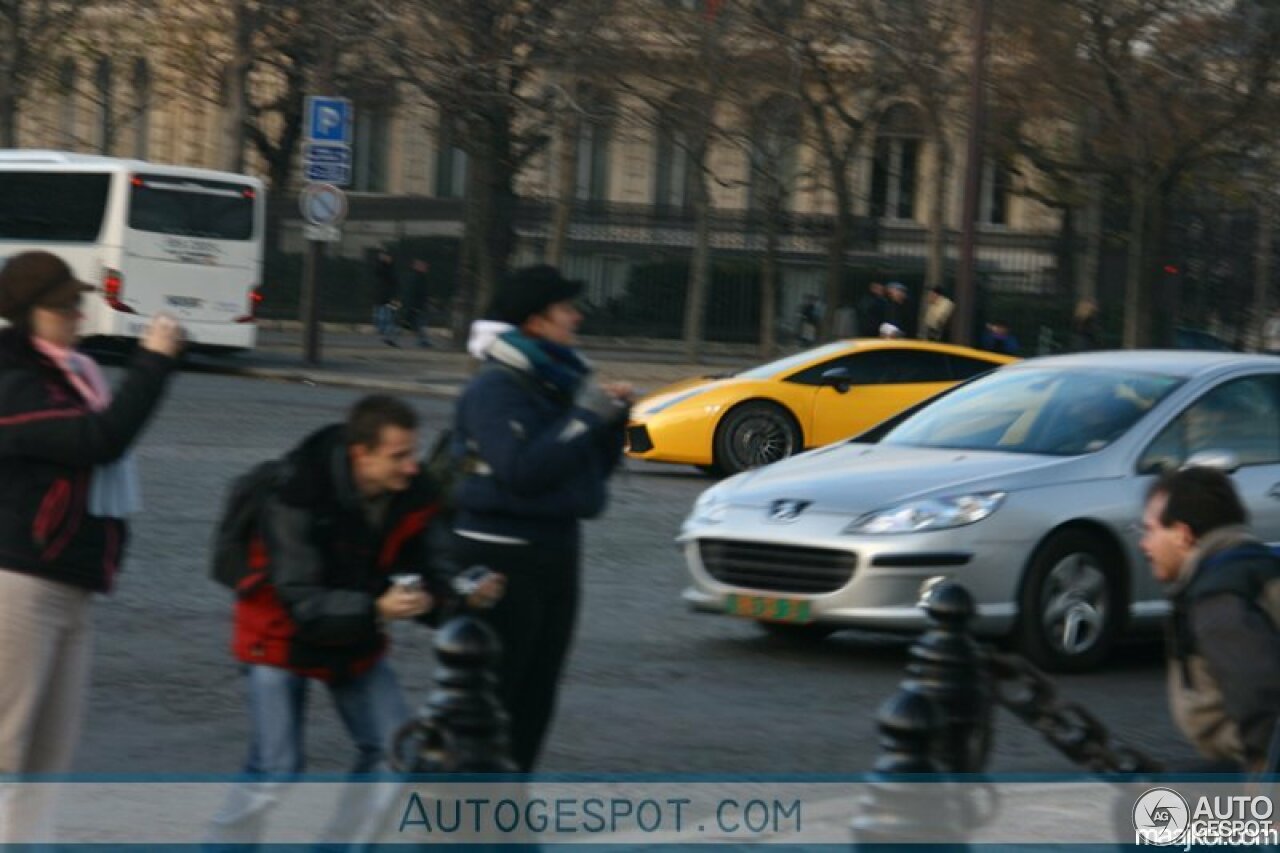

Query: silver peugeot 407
left=679, top=351, right=1280, bottom=671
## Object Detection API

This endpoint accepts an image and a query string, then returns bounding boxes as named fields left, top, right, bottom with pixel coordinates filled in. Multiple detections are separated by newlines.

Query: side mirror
left=821, top=366, right=853, bottom=394
left=1182, top=449, right=1241, bottom=474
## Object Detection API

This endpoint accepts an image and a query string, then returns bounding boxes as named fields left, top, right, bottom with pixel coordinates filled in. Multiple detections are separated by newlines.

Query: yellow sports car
left=625, top=339, right=1018, bottom=475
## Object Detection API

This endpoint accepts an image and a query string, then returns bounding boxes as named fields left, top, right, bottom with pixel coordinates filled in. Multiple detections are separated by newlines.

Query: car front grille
left=698, top=538, right=856, bottom=594
left=626, top=425, right=653, bottom=453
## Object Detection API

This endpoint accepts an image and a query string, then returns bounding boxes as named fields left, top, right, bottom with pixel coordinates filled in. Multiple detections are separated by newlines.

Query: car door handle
left=1268, top=483, right=1280, bottom=500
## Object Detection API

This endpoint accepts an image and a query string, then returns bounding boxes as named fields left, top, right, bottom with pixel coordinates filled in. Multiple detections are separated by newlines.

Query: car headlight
left=843, top=492, right=1006, bottom=534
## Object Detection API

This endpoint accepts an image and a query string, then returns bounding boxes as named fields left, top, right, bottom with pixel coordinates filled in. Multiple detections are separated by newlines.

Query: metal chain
left=983, top=649, right=1165, bottom=774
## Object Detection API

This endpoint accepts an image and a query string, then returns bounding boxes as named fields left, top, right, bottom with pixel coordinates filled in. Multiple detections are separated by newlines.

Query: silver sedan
left=679, top=351, right=1280, bottom=670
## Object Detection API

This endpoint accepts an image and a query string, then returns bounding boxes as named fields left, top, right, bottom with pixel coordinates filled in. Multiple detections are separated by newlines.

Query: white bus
left=0, top=151, right=265, bottom=350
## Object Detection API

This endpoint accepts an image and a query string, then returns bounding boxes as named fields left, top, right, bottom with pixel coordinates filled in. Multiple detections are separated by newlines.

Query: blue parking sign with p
left=306, top=96, right=352, bottom=144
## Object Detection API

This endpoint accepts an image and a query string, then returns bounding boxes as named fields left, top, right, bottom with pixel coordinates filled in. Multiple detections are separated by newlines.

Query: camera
left=390, top=573, right=423, bottom=591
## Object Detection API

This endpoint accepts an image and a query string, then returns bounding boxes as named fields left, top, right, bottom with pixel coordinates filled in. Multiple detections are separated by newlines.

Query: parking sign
left=305, top=96, right=352, bottom=144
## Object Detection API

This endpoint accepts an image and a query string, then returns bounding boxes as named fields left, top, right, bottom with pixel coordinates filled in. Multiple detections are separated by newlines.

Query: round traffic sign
left=299, top=183, right=348, bottom=227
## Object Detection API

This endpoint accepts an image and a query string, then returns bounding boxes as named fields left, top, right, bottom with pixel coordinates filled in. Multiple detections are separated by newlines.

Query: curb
left=212, top=363, right=463, bottom=400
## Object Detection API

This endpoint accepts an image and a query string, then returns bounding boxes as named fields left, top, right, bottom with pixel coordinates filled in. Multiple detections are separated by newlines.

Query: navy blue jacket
left=452, top=362, right=625, bottom=544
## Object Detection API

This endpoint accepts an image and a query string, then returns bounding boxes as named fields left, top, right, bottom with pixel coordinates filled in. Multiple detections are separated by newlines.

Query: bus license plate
left=724, top=594, right=812, bottom=623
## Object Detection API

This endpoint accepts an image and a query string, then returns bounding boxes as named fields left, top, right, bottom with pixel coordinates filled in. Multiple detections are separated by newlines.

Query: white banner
left=0, top=778, right=1276, bottom=846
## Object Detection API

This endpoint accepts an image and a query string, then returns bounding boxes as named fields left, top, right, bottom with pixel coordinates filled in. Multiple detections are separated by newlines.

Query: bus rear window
left=0, top=173, right=110, bottom=241
left=128, top=174, right=255, bottom=240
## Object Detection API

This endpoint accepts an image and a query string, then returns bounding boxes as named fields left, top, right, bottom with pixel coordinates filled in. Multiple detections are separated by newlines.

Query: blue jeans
left=207, top=659, right=412, bottom=847
left=373, top=304, right=396, bottom=339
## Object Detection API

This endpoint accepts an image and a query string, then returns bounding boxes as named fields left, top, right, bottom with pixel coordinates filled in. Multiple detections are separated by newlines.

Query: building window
left=436, top=114, right=468, bottom=199
left=980, top=158, right=1012, bottom=226
left=748, top=95, right=801, bottom=214
left=575, top=89, right=613, bottom=204
left=58, top=59, right=77, bottom=147
left=870, top=103, right=924, bottom=221
left=131, top=58, right=150, bottom=160
left=95, top=57, right=113, bottom=154
left=654, top=125, right=692, bottom=213
left=653, top=91, right=703, bottom=215
left=353, top=102, right=390, bottom=192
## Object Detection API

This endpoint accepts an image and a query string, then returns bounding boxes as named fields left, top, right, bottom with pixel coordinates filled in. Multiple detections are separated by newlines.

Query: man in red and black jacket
left=213, top=394, right=492, bottom=844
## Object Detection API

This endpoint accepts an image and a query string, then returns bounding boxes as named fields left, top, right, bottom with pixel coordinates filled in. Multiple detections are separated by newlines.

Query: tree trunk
left=926, top=131, right=950, bottom=289
left=683, top=160, right=711, bottom=362
left=822, top=170, right=853, bottom=341
left=1253, top=194, right=1273, bottom=352
left=0, top=66, right=17, bottom=148
left=1122, top=183, right=1148, bottom=349
left=923, top=128, right=951, bottom=335
left=759, top=194, right=780, bottom=359
left=1077, top=172, right=1103, bottom=302
left=545, top=107, right=579, bottom=267
left=220, top=4, right=253, bottom=174
left=452, top=124, right=518, bottom=349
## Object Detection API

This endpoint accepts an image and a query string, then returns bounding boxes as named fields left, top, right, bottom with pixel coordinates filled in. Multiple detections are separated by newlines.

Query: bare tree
left=377, top=0, right=613, bottom=348
left=0, top=0, right=92, bottom=146
left=993, top=0, right=1280, bottom=346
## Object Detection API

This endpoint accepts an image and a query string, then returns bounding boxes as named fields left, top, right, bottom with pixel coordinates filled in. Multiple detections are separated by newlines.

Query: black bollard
left=851, top=686, right=945, bottom=844
left=903, top=582, right=992, bottom=772
left=392, top=616, right=516, bottom=773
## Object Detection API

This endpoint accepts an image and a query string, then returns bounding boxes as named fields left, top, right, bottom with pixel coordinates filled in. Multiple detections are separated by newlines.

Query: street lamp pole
left=954, top=0, right=993, bottom=347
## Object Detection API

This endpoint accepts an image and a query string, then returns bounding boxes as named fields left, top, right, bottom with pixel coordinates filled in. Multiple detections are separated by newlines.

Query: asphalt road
left=78, top=369, right=1196, bottom=775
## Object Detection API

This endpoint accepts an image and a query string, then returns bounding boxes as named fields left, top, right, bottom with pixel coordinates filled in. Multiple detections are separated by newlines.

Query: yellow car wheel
left=713, top=401, right=802, bottom=475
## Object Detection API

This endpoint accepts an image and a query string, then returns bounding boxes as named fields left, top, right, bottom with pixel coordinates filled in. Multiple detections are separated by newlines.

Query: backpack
left=423, top=428, right=459, bottom=511
left=210, top=459, right=291, bottom=596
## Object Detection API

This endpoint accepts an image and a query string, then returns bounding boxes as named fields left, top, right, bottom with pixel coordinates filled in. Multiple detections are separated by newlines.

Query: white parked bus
left=0, top=151, right=265, bottom=350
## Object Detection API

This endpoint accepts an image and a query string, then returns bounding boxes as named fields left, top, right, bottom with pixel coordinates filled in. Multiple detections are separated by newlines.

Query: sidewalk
left=202, top=322, right=761, bottom=400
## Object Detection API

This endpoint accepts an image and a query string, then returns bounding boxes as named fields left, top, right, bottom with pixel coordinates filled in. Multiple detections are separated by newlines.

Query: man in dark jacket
left=1139, top=467, right=1280, bottom=772
left=401, top=258, right=433, bottom=348
left=213, top=394, right=493, bottom=843
left=372, top=250, right=400, bottom=346
left=452, top=265, right=632, bottom=771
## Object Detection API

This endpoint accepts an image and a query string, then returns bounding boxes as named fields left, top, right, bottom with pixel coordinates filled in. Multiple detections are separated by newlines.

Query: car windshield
left=880, top=367, right=1183, bottom=455
left=734, top=342, right=850, bottom=380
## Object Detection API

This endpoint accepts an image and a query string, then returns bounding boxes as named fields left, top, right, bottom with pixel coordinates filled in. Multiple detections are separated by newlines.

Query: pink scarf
left=31, top=337, right=110, bottom=412
left=30, top=337, right=141, bottom=518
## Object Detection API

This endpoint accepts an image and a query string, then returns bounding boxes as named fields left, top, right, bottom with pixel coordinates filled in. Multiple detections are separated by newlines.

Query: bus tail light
left=235, top=286, right=262, bottom=323
left=103, top=269, right=136, bottom=313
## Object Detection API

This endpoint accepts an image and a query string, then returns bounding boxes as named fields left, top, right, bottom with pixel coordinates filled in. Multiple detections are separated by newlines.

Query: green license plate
left=724, top=594, right=812, bottom=623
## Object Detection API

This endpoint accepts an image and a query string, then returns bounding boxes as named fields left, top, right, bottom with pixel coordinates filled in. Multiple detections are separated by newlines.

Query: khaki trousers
left=0, top=568, right=94, bottom=843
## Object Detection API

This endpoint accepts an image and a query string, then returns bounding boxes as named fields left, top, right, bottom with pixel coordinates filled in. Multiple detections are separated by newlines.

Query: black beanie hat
left=491, top=265, right=583, bottom=326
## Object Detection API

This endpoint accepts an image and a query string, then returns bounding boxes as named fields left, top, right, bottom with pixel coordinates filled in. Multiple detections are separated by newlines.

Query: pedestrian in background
left=401, top=258, right=433, bottom=348
left=879, top=281, right=911, bottom=338
left=451, top=265, right=632, bottom=771
left=796, top=294, right=821, bottom=348
left=922, top=286, right=955, bottom=342
left=0, top=251, right=182, bottom=840
left=1070, top=297, right=1102, bottom=352
left=857, top=281, right=887, bottom=337
left=1139, top=467, right=1280, bottom=772
left=981, top=321, right=1020, bottom=355
left=372, top=250, right=400, bottom=347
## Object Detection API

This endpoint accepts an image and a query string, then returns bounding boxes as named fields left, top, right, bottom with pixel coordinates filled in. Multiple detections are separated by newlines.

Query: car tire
left=758, top=622, right=836, bottom=643
left=713, top=401, right=801, bottom=476
left=1016, top=529, right=1123, bottom=672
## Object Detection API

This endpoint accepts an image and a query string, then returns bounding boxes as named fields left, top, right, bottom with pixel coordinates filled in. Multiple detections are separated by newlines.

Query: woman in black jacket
left=0, top=251, right=181, bottom=835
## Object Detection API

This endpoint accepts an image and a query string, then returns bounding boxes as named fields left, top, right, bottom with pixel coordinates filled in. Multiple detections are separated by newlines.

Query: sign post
left=299, top=96, right=353, bottom=364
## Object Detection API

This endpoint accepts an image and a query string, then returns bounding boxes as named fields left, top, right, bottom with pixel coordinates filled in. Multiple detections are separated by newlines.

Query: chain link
left=984, top=649, right=1165, bottom=774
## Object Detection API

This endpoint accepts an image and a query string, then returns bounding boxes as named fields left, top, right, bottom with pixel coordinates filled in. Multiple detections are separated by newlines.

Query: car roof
left=1008, top=349, right=1280, bottom=378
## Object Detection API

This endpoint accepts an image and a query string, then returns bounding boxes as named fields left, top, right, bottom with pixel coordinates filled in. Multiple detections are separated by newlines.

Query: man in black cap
left=450, top=264, right=632, bottom=771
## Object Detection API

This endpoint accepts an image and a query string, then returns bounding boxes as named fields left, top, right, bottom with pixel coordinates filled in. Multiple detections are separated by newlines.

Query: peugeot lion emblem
left=768, top=499, right=811, bottom=523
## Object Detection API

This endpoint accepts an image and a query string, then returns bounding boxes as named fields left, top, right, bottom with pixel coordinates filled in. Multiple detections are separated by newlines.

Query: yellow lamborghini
left=625, top=339, right=1018, bottom=475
